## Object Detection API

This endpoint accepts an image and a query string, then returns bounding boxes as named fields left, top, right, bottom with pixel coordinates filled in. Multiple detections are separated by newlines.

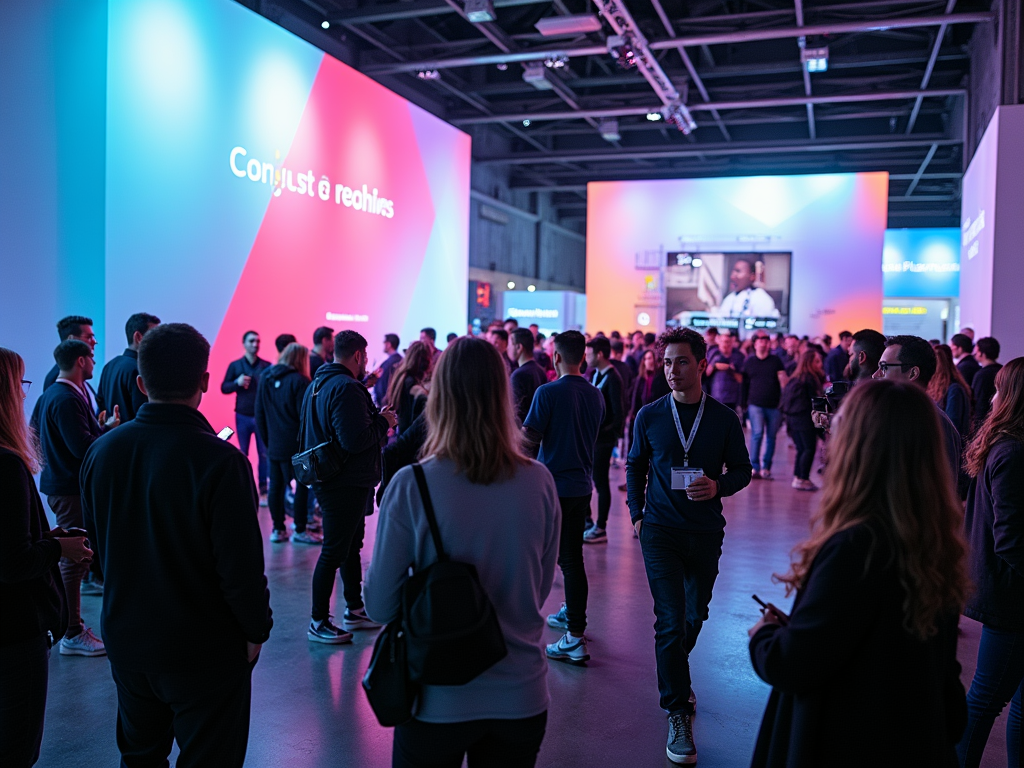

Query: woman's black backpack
left=362, top=463, right=507, bottom=725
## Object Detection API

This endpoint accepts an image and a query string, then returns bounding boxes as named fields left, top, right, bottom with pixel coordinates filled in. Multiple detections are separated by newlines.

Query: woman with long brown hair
left=928, top=343, right=972, bottom=438
left=384, top=340, right=433, bottom=435
left=0, top=348, right=91, bottom=766
left=365, top=337, right=560, bottom=768
left=779, top=350, right=825, bottom=491
left=957, top=357, right=1024, bottom=767
left=748, top=379, right=969, bottom=767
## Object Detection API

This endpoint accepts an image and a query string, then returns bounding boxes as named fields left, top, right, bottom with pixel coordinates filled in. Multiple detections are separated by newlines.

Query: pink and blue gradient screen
left=105, top=0, right=470, bottom=436
left=586, top=174, right=889, bottom=337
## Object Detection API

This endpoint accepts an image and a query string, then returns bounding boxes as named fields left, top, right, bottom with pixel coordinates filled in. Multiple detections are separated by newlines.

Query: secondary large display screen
left=105, top=0, right=470, bottom=436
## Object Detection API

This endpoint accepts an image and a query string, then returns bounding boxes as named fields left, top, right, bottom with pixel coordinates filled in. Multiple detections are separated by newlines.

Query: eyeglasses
left=21, top=380, right=32, bottom=395
left=876, top=362, right=914, bottom=374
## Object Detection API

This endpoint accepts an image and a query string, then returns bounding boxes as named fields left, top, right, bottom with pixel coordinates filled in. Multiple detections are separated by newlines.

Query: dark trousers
left=110, top=662, right=253, bottom=768
left=0, top=633, right=50, bottom=767
left=268, top=459, right=308, bottom=533
left=558, top=494, right=591, bottom=635
left=393, top=712, right=547, bottom=768
left=639, top=523, right=724, bottom=714
left=789, top=427, right=818, bottom=480
left=235, top=413, right=268, bottom=492
left=311, top=484, right=370, bottom=621
left=590, top=441, right=615, bottom=528
left=47, top=494, right=88, bottom=637
left=957, top=625, right=1024, bottom=767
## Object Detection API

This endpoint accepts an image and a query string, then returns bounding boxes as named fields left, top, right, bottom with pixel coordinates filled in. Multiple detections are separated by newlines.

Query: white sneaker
left=545, top=632, right=590, bottom=665
left=270, top=528, right=290, bottom=542
left=59, top=628, right=106, bottom=657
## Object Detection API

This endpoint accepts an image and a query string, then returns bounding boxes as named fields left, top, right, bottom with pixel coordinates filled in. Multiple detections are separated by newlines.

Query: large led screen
left=105, top=0, right=470, bottom=436
left=883, top=228, right=960, bottom=298
left=587, top=174, right=888, bottom=338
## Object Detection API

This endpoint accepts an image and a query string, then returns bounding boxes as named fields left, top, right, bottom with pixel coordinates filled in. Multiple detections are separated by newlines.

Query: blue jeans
left=958, top=625, right=1024, bottom=767
left=639, top=523, right=724, bottom=714
left=235, top=413, right=268, bottom=492
left=747, top=405, right=782, bottom=472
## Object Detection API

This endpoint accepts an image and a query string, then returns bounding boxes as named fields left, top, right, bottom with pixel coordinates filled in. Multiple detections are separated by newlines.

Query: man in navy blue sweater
left=627, top=327, right=752, bottom=765
left=221, top=330, right=271, bottom=497
left=98, top=312, right=160, bottom=423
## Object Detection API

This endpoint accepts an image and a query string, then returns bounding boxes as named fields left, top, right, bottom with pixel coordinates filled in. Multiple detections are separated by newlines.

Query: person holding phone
left=748, top=380, right=969, bottom=767
left=626, top=327, right=752, bottom=765
left=0, top=347, right=92, bottom=767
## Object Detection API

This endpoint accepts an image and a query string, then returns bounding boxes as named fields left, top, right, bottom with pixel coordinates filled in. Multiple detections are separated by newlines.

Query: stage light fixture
left=646, top=112, right=662, bottom=122
left=522, top=62, right=553, bottom=90
left=321, top=20, right=330, bottom=29
left=691, top=258, right=703, bottom=267
left=662, top=101, right=697, bottom=135
left=496, top=62, right=508, bottom=71
left=522, top=119, right=531, bottom=127
left=800, top=46, right=829, bottom=73
left=544, top=54, right=569, bottom=69
left=606, top=34, right=636, bottom=69
left=507, top=281, right=516, bottom=289
left=598, top=118, right=620, bottom=142
left=465, top=0, right=496, bottom=23
left=527, top=284, right=537, bottom=292
left=416, top=70, right=441, bottom=80
left=535, top=14, right=602, bottom=37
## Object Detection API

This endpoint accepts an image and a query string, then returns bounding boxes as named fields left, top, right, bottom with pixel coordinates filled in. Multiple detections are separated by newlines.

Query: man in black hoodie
left=300, top=330, right=397, bottom=644
left=81, top=323, right=272, bottom=768
left=98, top=312, right=160, bottom=423
left=255, top=343, right=319, bottom=544
left=583, top=336, right=624, bottom=543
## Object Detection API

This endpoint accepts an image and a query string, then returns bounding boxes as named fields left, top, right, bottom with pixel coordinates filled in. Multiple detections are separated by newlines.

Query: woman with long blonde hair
left=957, top=357, right=1024, bottom=766
left=365, top=337, right=560, bottom=768
left=0, top=347, right=91, bottom=766
left=748, top=379, right=969, bottom=767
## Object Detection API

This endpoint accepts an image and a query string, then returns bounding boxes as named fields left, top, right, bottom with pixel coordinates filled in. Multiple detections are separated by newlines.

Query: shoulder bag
left=291, top=372, right=347, bottom=486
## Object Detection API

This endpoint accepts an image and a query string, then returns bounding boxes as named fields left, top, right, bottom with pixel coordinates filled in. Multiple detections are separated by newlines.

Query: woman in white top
left=365, top=336, right=561, bottom=768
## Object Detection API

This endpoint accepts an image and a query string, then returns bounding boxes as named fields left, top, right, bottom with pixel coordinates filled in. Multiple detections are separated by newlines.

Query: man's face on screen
left=730, top=261, right=755, bottom=292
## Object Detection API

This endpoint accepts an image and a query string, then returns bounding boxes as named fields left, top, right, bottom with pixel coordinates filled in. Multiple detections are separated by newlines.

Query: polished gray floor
left=41, top=445, right=1007, bottom=767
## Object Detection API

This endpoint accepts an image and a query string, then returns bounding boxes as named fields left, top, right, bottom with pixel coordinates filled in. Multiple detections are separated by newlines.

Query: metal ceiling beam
left=905, top=143, right=939, bottom=195
left=907, top=0, right=957, bottom=133
left=362, top=12, right=993, bottom=75
left=450, top=87, right=965, bottom=124
left=794, top=0, right=816, bottom=140
left=509, top=171, right=962, bottom=191
left=478, top=135, right=958, bottom=165
left=327, top=0, right=548, bottom=26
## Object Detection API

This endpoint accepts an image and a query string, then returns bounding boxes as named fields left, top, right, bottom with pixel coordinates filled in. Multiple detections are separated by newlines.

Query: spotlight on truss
left=544, top=54, right=569, bottom=69
left=606, top=34, right=636, bottom=69
left=465, top=0, right=496, bottom=23
left=522, top=62, right=553, bottom=90
left=416, top=69, right=441, bottom=80
left=598, top=118, right=620, bottom=142
left=662, top=101, right=697, bottom=134
left=800, top=46, right=829, bottom=73
left=646, top=111, right=662, bottom=121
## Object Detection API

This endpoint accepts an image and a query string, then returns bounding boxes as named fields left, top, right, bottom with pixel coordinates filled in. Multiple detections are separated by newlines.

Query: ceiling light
left=606, top=34, right=636, bottom=69
left=800, top=46, right=829, bottom=73
left=598, top=118, right=620, bottom=142
left=321, top=20, right=330, bottom=29
left=691, top=258, right=703, bottom=267
left=535, top=14, right=603, bottom=37
left=507, top=281, right=516, bottom=289
left=522, top=119, right=531, bottom=127
left=416, top=70, right=441, bottom=80
left=527, top=284, right=537, bottom=292
left=662, top=101, right=697, bottom=135
left=496, top=62, right=508, bottom=71
left=522, top=62, right=553, bottom=90
left=465, top=0, right=496, bottom=23
left=544, top=54, right=569, bottom=69
left=646, top=112, right=662, bottom=121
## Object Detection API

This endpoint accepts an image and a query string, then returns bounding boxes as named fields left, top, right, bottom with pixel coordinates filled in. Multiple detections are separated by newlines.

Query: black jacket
left=963, top=438, right=1024, bottom=631
left=221, top=356, right=271, bottom=417
left=300, top=363, right=389, bottom=489
left=750, top=523, right=965, bottom=768
left=780, top=374, right=822, bottom=432
left=35, top=381, right=103, bottom=496
left=98, top=349, right=147, bottom=422
left=972, top=363, right=1002, bottom=431
left=956, top=355, right=981, bottom=388
left=610, top=358, right=635, bottom=417
left=510, top=359, right=548, bottom=425
left=81, top=403, right=272, bottom=672
left=254, top=365, right=310, bottom=460
left=378, top=412, right=429, bottom=505
left=591, top=365, right=625, bottom=445
left=0, top=449, right=67, bottom=647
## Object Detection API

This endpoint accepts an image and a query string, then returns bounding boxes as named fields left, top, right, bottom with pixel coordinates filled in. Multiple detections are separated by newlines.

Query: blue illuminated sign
left=882, top=228, right=960, bottom=298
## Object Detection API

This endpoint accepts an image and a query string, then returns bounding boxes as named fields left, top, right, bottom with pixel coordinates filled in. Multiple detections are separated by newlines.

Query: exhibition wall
left=586, top=173, right=889, bottom=338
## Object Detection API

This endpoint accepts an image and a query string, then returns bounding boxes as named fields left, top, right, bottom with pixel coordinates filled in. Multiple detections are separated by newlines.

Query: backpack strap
left=298, top=370, right=337, bottom=450
left=412, top=463, right=448, bottom=563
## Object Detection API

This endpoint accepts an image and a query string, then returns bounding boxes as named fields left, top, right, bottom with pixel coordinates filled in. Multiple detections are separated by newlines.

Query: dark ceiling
left=259, top=0, right=994, bottom=227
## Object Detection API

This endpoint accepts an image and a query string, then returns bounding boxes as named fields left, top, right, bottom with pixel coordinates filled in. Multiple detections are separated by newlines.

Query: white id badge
left=671, top=467, right=704, bottom=490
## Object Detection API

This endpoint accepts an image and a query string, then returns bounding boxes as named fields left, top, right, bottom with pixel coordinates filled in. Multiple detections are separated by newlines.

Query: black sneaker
left=341, top=608, right=381, bottom=631
left=307, top=617, right=353, bottom=644
left=666, top=711, right=697, bottom=764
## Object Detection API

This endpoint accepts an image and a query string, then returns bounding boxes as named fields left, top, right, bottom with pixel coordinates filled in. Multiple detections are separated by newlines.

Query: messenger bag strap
left=298, top=372, right=334, bottom=450
left=412, top=463, right=448, bottom=563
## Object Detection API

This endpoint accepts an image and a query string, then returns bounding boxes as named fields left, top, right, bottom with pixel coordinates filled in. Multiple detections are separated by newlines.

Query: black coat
left=780, top=374, right=821, bottom=432
left=221, top=356, right=271, bottom=417
left=963, top=438, right=1024, bottom=631
left=972, top=363, right=1002, bottom=431
left=254, top=364, right=310, bottom=460
left=81, top=403, right=272, bottom=672
left=0, top=449, right=67, bottom=647
left=590, top=365, right=624, bottom=445
left=299, top=363, right=389, bottom=490
left=749, top=523, right=965, bottom=768
left=34, top=381, right=103, bottom=496
left=98, top=349, right=147, bottom=422
left=956, top=355, right=981, bottom=388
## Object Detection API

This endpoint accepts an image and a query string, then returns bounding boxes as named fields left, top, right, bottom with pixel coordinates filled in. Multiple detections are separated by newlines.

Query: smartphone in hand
left=753, top=594, right=790, bottom=626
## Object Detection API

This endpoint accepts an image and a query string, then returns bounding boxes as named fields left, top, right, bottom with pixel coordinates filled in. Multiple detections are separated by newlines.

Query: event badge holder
left=670, top=392, right=706, bottom=491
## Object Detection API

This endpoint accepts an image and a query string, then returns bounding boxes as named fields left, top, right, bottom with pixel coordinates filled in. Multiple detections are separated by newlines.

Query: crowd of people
left=2, top=309, right=1022, bottom=768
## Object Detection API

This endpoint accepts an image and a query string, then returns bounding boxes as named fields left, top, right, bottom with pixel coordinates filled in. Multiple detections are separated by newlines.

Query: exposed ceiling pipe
left=794, top=0, right=817, bottom=140
left=907, top=0, right=957, bottom=134
left=449, top=87, right=966, bottom=124
left=362, top=12, right=993, bottom=75
left=905, top=143, right=939, bottom=195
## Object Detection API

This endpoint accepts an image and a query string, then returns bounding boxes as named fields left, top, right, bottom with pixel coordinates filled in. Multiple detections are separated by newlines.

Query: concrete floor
left=40, top=443, right=1008, bottom=767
